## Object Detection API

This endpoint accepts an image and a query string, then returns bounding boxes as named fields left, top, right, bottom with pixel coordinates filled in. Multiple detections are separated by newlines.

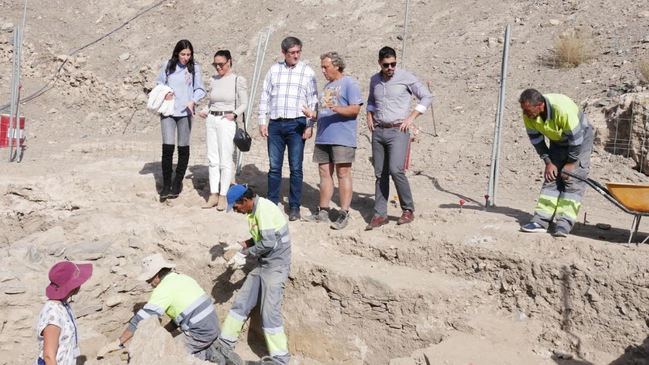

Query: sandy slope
left=1, top=0, right=649, bottom=364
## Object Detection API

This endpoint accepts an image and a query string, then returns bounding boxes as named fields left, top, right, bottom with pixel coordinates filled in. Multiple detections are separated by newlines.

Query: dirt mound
left=1, top=0, right=649, bottom=364
left=586, top=92, right=649, bottom=176
left=128, top=317, right=209, bottom=365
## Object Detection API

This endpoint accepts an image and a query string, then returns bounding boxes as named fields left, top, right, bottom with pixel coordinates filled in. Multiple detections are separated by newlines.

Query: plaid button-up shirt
left=258, top=61, right=318, bottom=125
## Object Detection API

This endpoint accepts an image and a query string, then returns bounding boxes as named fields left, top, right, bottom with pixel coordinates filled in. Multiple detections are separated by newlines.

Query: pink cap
left=45, top=261, right=93, bottom=300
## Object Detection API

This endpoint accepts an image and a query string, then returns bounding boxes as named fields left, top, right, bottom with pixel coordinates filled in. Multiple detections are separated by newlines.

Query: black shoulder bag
left=233, top=76, right=252, bottom=152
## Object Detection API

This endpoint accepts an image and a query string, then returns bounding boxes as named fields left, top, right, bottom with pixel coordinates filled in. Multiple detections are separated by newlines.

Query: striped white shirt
left=258, top=61, right=318, bottom=125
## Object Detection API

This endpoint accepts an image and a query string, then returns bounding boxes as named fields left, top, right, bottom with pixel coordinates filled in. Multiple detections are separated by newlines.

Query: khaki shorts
left=313, top=144, right=356, bottom=164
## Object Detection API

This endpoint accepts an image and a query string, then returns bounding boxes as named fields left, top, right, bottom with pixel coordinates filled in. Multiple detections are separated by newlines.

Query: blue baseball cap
left=226, top=184, right=248, bottom=212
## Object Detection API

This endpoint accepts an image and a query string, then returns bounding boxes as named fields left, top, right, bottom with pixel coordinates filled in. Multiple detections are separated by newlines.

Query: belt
left=375, top=122, right=402, bottom=128
left=272, top=117, right=306, bottom=121
left=210, top=110, right=233, bottom=116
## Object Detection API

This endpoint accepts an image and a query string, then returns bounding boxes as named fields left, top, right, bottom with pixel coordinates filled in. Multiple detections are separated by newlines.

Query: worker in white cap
left=97, top=253, right=232, bottom=363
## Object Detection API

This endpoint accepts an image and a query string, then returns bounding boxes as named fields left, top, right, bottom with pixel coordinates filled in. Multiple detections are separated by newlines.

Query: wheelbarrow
left=564, top=171, right=649, bottom=243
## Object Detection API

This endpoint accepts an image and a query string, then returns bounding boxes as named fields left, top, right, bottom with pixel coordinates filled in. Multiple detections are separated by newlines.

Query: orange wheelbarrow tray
left=565, top=171, right=649, bottom=244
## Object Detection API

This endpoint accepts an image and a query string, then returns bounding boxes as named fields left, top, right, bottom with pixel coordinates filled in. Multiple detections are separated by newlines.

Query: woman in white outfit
left=199, top=50, right=248, bottom=210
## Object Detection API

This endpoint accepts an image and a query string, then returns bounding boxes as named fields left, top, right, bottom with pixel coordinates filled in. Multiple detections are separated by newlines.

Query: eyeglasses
left=285, top=50, right=301, bottom=56
left=381, top=62, right=397, bottom=69
left=212, top=62, right=228, bottom=68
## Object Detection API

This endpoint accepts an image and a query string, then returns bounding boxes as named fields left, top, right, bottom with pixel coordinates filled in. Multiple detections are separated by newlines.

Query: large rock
left=128, top=317, right=210, bottom=365
left=584, top=92, right=649, bottom=175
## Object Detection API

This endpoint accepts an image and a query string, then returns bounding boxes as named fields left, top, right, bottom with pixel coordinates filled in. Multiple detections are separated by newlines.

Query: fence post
left=236, top=27, right=272, bottom=175
left=401, top=0, right=411, bottom=66
left=487, top=24, right=511, bottom=207
left=8, top=25, right=22, bottom=162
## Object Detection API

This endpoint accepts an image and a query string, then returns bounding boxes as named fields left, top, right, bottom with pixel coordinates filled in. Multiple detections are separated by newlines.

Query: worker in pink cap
left=36, top=260, right=93, bottom=365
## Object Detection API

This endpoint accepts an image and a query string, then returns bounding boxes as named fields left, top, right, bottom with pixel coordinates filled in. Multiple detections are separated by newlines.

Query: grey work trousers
left=531, top=124, right=594, bottom=233
left=218, top=264, right=291, bottom=365
left=161, top=116, right=192, bottom=146
left=371, top=127, right=414, bottom=216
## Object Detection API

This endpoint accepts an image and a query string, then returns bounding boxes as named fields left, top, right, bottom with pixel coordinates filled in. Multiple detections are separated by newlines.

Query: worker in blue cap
left=216, top=184, right=292, bottom=365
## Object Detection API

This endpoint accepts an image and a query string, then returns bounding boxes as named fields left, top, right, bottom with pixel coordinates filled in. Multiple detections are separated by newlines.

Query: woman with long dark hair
left=198, top=50, right=248, bottom=210
left=156, top=39, right=205, bottom=201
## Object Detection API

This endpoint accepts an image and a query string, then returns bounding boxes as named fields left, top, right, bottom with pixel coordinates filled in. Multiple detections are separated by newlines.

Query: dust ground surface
left=1, top=0, right=649, bottom=364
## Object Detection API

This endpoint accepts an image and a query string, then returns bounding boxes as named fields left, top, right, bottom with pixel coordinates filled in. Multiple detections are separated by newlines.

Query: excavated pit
left=2, top=176, right=649, bottom=365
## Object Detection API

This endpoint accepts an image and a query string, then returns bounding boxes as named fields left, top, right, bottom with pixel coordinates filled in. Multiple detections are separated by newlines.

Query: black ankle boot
left=169, top=145, right=190, bottom=198
left=160, top=144, right=175, bottom=200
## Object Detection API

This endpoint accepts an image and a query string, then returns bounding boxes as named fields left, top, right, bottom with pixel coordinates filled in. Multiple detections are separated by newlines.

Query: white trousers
left=206, top=114, right=236, bottom=194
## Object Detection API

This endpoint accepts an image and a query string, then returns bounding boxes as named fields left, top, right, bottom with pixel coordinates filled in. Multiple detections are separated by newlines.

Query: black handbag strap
left=235, top=76, right=247, bottom=134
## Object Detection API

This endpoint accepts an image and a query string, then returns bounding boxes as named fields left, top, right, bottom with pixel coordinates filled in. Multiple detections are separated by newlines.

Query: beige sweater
left=202, top=73, right=248, bottom=116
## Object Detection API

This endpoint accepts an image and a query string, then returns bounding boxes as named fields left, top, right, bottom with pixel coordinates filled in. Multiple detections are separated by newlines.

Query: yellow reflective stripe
left=535, top=195, right=558, bottom=215
left=556, top=198, right=581, bottom=220
left=264, top=329, right=288, bottom=356
left=220, top=314, right=245, bottom=342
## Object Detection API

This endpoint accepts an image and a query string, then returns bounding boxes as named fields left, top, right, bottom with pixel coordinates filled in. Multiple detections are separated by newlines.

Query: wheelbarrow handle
left=561, top=170, right=610, bottom=194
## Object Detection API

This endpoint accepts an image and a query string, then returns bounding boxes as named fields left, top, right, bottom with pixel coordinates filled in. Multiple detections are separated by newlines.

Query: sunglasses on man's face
left=212, top=62, right=228, bottom=68
left=381, top=62, right=397, bottom=69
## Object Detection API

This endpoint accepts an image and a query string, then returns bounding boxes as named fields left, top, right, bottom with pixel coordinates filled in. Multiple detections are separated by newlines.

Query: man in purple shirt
left=365, top=46, right=433, bottom=230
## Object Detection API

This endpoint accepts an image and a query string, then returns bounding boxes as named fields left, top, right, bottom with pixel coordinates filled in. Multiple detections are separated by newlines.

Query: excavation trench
left=324, top=231, right=649, bottom=360
left=2, top=183, right=648, bottom=365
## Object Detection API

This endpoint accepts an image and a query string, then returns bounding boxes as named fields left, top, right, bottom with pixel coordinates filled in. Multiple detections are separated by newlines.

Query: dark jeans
left=267, top=118, right=306, bottom=209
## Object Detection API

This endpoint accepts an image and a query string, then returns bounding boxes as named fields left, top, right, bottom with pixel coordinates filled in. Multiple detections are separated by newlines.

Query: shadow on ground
left=236, top=163, right=376, bottom=223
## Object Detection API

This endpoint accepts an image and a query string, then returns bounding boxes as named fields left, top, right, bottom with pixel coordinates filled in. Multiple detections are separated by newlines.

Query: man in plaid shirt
left=258, top=36, right=318, bottom=221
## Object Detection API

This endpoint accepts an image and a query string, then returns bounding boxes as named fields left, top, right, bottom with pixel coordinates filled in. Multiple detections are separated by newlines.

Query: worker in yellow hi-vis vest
left=97, top=253, right=227, bottom=363
left=217, top=184, right=291, bottom=365
left=519, top=88, right=594, bottom=237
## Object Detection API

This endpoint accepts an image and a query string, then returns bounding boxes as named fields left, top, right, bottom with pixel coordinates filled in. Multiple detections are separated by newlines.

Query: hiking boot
left=397, top=210, right=414, bottom=225
left=303, top=207, right=330, bottom=223
left=365, top=215, right=388, bottom=231
left=331, top=210, right=350, bottom=230
left=203, top=194, right=219, bottom=209
left=520, top=222, right=547, bottom=233
left=289, top=207, right=301, bottom=221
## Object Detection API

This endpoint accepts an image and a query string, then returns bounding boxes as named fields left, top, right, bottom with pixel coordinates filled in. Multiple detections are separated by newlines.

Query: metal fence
left=601, top=102, right=649, bottom=175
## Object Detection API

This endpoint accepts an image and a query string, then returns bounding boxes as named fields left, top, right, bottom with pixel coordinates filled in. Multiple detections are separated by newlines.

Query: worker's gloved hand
left=97, top=339, right=123, bottom=359
left=223, top=242, right=243, bottom=262
left=227, top=251, right=247, bottom=270
left=224, top=242, right=243, bottom=251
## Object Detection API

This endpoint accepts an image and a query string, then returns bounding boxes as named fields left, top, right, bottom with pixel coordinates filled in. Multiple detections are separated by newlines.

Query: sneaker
left=288, top=207, right=301, bottom=221
left=552, top=229, right=569, bottom=238
left=365, top=215, right=388, bottom=231
left=303, top=207, right=330, bottom=223
left=520, top=222, right=546, bottom=233
left=331, top=210, right=350, bottom=230
left=397, top=210, right=414, bottom=225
